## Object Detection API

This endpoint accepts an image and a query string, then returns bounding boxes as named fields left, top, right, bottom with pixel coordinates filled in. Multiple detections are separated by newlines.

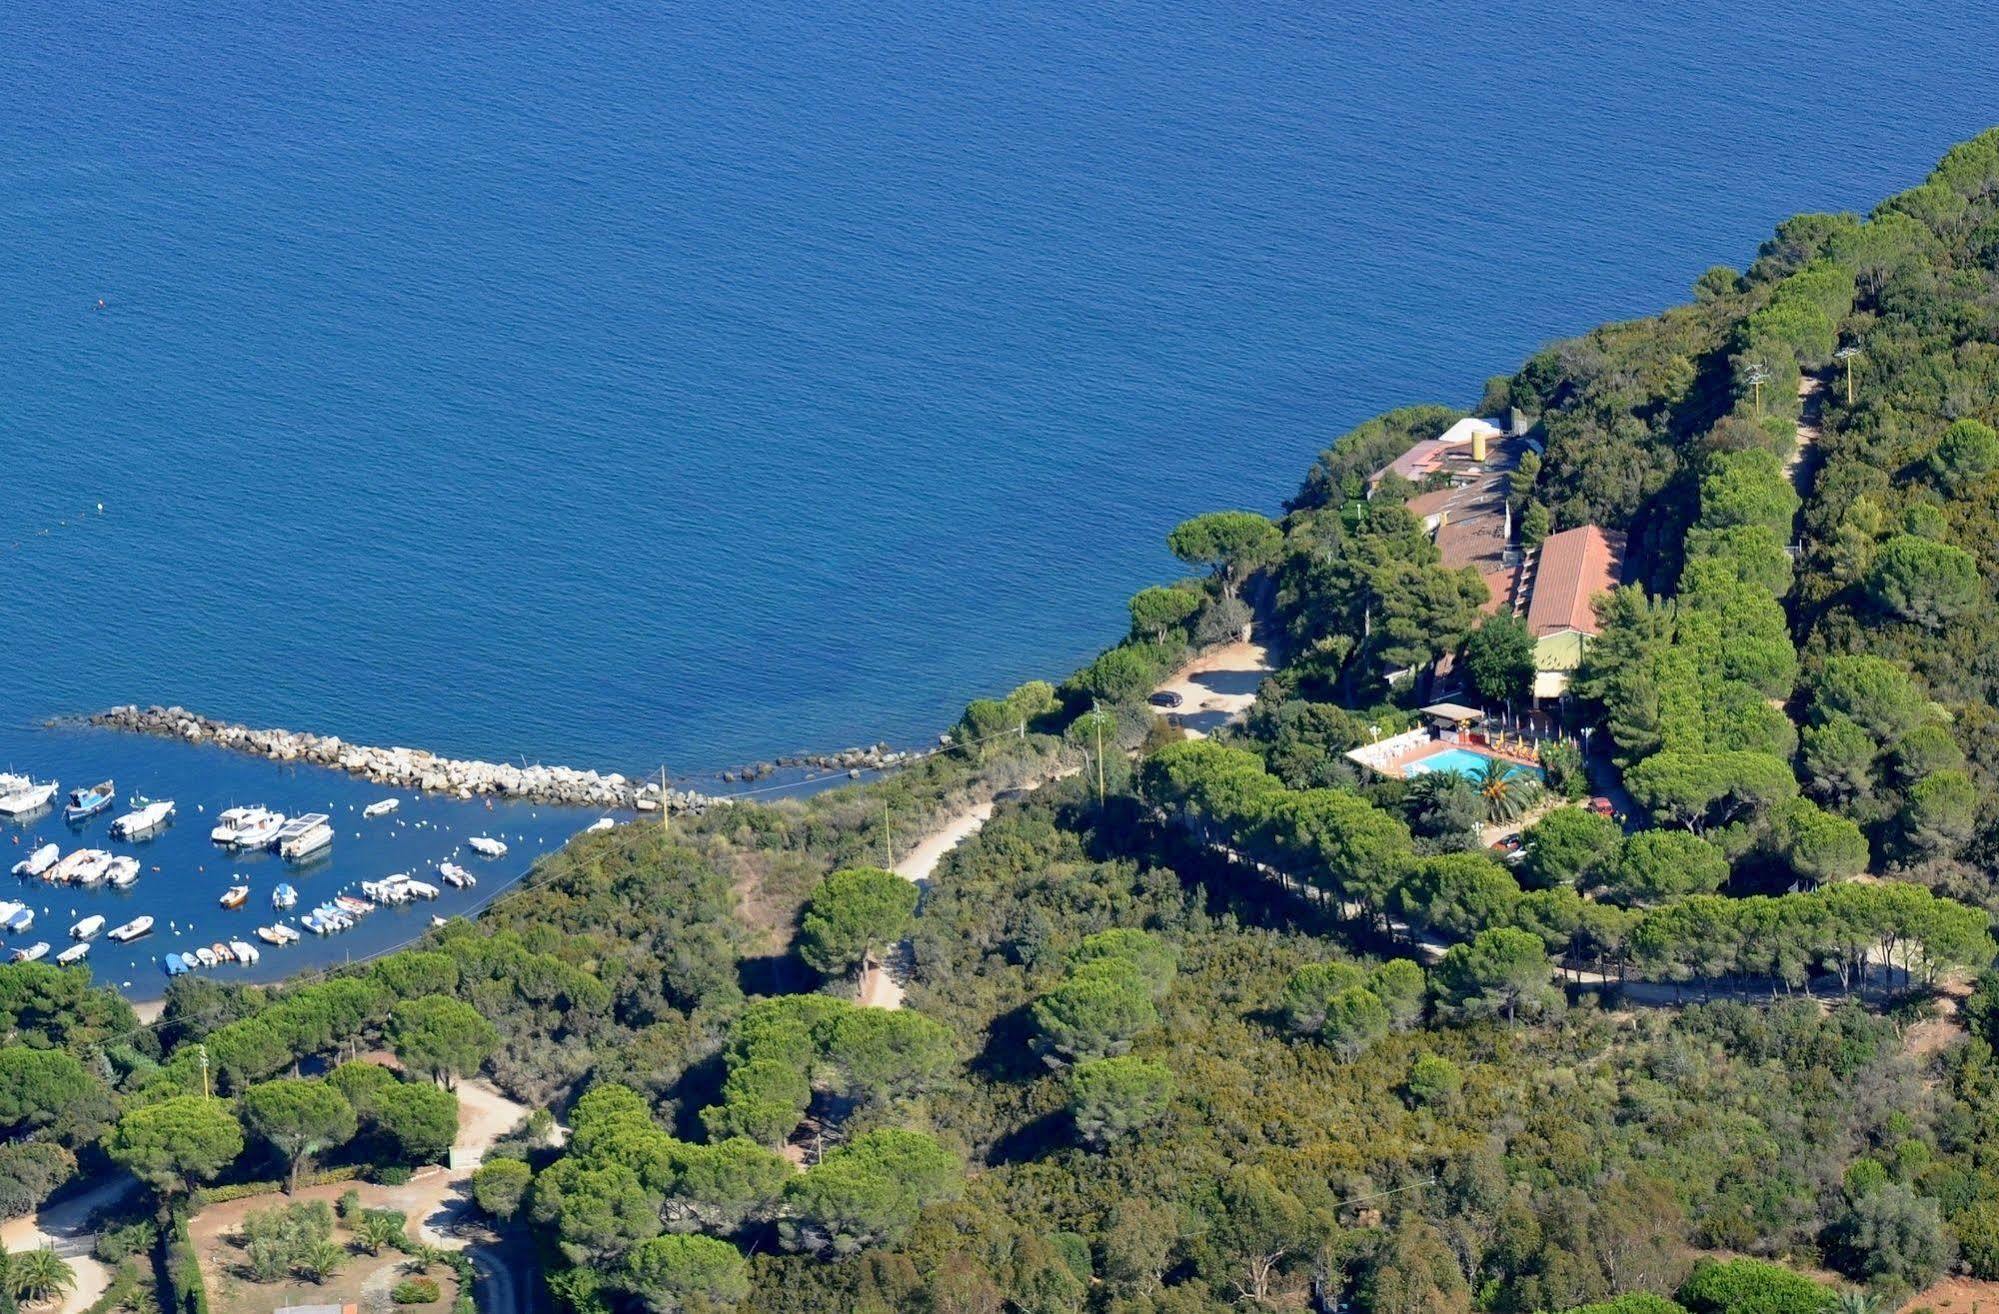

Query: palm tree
left=7, top=1248, right=77, bottom=1307
left=1472, top=757, right=1541, bottom=825
left=298, top=1240, right=348, bottom=1284
left=355, top=1213, right=407, bottom=1256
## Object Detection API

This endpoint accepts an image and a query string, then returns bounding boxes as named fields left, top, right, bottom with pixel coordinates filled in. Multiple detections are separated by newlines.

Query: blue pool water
left=1405, top=747, right=1545, bottom=784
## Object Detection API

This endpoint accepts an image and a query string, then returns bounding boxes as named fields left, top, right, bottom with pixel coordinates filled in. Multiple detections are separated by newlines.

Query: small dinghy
left=363, top=798, right=400, bottom=818
left=219, top=886, right=249, bottom=909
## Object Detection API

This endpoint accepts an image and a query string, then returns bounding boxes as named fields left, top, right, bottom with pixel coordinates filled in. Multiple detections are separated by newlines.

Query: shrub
left=392, top=1278, right=442, bottom=1305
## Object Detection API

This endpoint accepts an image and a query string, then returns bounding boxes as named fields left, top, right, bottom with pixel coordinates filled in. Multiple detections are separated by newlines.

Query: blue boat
left=164, top=952, right=187, bottom=975
left=272, top=883, right=298, bottom=909
left=64, top=780, right=115, bottom=823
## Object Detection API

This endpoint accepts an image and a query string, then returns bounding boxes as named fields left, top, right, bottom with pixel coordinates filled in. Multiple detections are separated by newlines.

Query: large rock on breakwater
left=87, top=705, right=714, bottom=814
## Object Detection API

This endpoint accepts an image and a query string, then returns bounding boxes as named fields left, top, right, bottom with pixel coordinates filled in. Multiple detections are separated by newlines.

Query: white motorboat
left=13, top=941, right=49, bottom=963
left=230, top=940, right=259, bottom=964
left=70, top=915, right=105, bottom=940
left=55, top=943, right=88, bottom=966
left=3, top=907, right=33, bottom=933
left=211, top=805, right=273, bottom=845
left=107, top=916, right=154, bottom=942
left=12, top=843, right=59, bottom=878
left=466, top=835, right=508, bottom=858
left=361, top=876, right=411, bottom=904
left=405, top=879, right=439, bottom=900
left=110, top=799, right=176, bottom=839
left=231, top=810, right=289, bottom=849
left=363, top=798, right=400, bottom=818
left=280, top=821, right=334, bottom=861
left=438, top=861, right=476, bottom=888
left=193, top=947, right=217, bottom=968
left=585, top=816, right=616, bottom=833
left=0, top=773, right=27, bottom=796
left=220, top=886, right=250, bottom=909
left=105, top=856, right=140, bottom=888
left=0, top=780, right=58, bottom=817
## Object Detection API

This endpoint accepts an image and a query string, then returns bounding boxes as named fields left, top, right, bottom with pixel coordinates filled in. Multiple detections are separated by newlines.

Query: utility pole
left=1835, top=345, right=1861, bottom=406
left=1745, top=362, right=1770, bottom=420
left=1094, top=710, right=1106, bottom=805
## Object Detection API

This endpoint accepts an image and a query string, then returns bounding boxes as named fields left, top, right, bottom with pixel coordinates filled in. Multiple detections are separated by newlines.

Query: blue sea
left=0, top=1, right=1990, bottom=993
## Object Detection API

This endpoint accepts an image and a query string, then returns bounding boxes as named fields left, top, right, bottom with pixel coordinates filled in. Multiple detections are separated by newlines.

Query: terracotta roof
left=1479, top=564, right=1522, bottom=616
left=1524, top=526, right=1625, bottom=637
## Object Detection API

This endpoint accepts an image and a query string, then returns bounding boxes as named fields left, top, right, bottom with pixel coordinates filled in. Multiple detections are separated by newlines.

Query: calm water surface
left=1, top=1, right=1991, bottom=994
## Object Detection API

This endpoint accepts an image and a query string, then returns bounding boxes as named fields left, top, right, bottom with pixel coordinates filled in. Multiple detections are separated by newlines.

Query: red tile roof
left=1525, top=526, right=1625, bottom=637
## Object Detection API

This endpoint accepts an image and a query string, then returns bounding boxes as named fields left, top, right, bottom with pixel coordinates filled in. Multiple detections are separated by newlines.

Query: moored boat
left=193, top=947, right=217, bottom=968
left=363, top=798, right=400, bottom=818
left=12, top=843, right=59, bottom=878
left=105, top=856, right=140, bottom=888
left=220, top=886, right=249, bottom=909
left=439, top=862, right=475, bottom=888
left=70, top=851, right=114, bottom=887
left=70, top=914, right=105, bottom=940
left=211, top=942, right=234, bottom=963
left=0, top=780, right=59, bottom=817
left=276, top=815, right=334, bottom=861
left=405, top=880, right=440, bottom=900
left=585, top=817, right=616, bottom=833
left=230, top=940, right=259, bottom=964
left=334, top=894, right=372, bottom=916
left=272, top=883, right=298, bottom=909
left=164, top=953, right=187, bottom=975
left=12, top=941, right=49, bottom=963
left=232, top=809, right=288, bottom=850
left=3, top=907, right=34, bottom=933
left=55, top=943, right=88, bottom=966
left=211, top=805, right=274, bottom=845
left=466, top=835, right=508, bottom=858
left=63, top=781, right=115, bottom=823
left=108, top=916, right=154, bottom=942
left=109, top=799, right=175, bottom=839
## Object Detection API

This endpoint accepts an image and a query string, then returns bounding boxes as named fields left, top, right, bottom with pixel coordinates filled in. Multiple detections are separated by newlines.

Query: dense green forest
left=7, top=129, right=1999, bottom=1314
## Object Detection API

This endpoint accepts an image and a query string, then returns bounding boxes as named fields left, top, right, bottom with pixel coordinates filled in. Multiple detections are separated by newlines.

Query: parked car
left=1148, top=690, right=1185, bottom=709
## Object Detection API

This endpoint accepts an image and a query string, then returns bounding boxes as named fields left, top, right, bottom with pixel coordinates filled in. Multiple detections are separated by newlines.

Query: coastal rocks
left=87, top=705, right=715, bottom=814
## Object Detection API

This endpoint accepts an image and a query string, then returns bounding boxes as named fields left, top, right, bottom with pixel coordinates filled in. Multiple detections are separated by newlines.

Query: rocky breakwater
left=87, top=705, right=713, bottom=813
left=719, top=743, right=913, bottom=784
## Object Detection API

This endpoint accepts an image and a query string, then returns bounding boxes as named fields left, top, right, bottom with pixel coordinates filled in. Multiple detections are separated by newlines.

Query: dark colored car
left=1148, top=691, right=1184, bottom=709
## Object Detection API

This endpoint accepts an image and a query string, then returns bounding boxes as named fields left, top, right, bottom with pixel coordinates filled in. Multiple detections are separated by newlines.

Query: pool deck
left=1379, top=734, right=1545, bottom=780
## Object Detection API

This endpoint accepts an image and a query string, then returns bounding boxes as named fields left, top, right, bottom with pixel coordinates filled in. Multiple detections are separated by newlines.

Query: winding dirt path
left=858, top=770, right=1075, bottom=1010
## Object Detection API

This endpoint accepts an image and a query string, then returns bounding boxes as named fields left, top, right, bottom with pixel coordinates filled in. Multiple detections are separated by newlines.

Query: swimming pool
left=1403, top=746, right=1546, bottom=782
